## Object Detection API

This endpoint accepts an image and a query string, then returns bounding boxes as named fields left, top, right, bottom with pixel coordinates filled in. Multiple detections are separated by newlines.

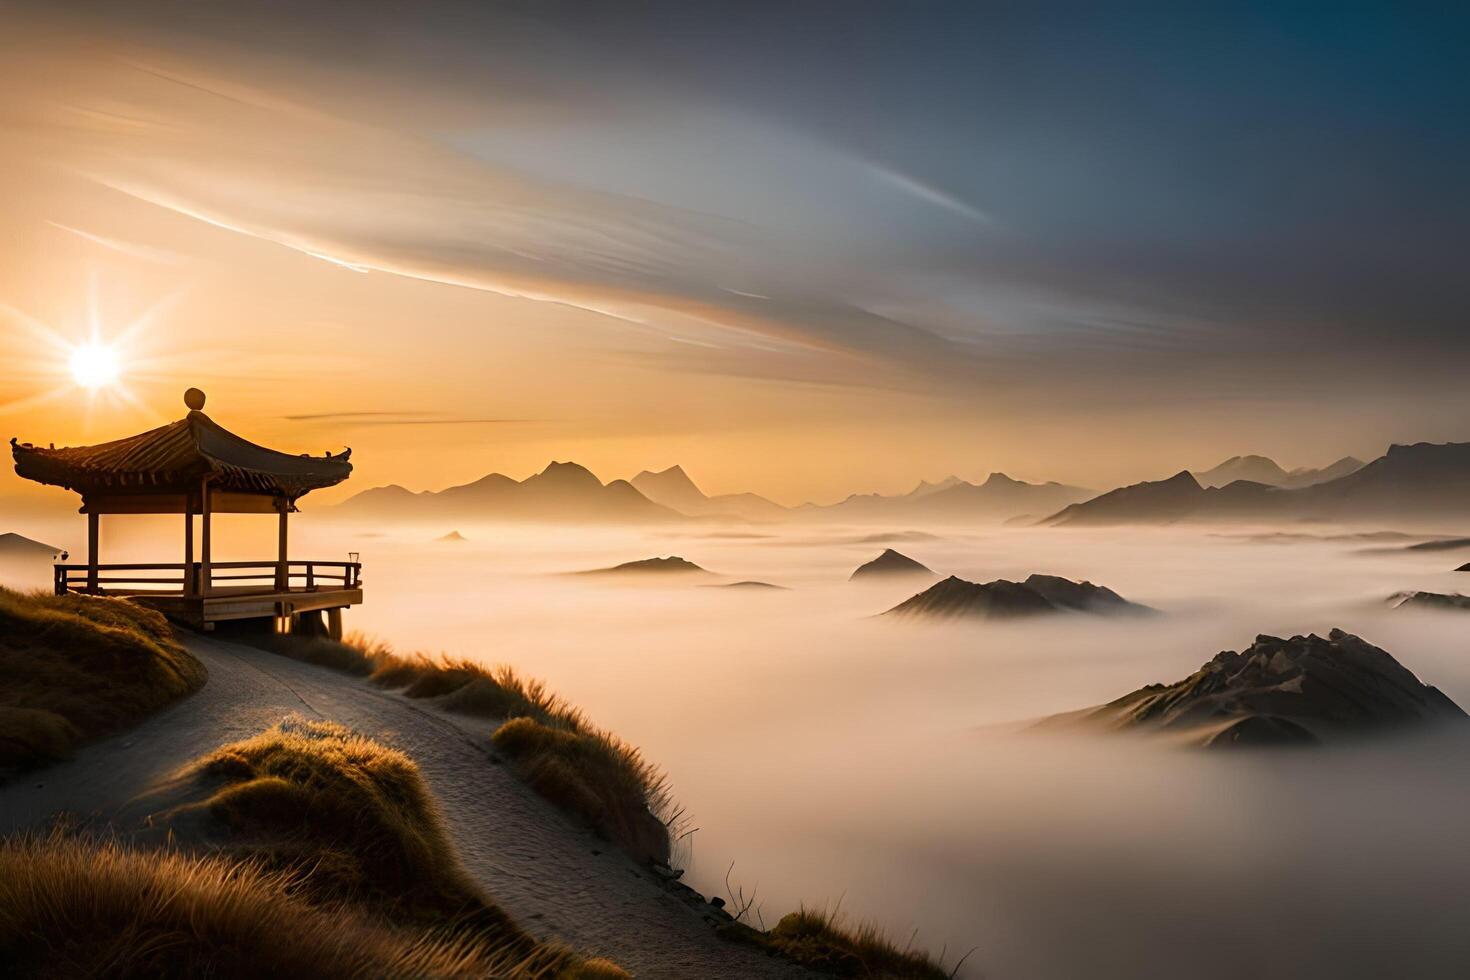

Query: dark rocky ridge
left=709, top=580, right=788, bottom=590
left=1045, top=441, right=1470, bottom=526
left=578, top=556, right=710, bottom=576
left=1054, top=630, right=1466, bottom=747
left=850, top=549, right=934, bottom=580
left=885, top=573, right=1147, bottom=619
left=1391, top=591, right=1470, bottom=611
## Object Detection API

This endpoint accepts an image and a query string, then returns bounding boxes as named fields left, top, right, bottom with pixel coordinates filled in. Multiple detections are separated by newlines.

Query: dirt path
left=0, top=632, right=804, bottom=979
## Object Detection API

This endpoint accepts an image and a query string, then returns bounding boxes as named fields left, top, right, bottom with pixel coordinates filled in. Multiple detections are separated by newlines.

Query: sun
left=69, top=341, right=123, bottom=389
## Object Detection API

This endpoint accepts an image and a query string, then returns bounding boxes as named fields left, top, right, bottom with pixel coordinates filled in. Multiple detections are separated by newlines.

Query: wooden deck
left=54, top=560, right=363, bottom=634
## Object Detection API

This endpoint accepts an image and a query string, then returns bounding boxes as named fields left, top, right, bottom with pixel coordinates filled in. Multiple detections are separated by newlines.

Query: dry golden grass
left=725, top=905, right=953, bottom=979
left=182, top=719, right=519, bottom=932
left=252, top=633, right=674, bottom=864
left=0, top=834, right=627, bottom=979
left=159, top=719, right=628, bottom=978
left=490, top=717, right=671, bottom=866
left=0, top=588, right=205, bottom=774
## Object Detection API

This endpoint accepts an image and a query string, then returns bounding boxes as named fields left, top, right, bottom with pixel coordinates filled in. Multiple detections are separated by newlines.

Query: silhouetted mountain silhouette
left=337, top=461, right=680, bottom=522
left=1193, top=455, right=1291, bottom=488
left=1049, top=442, right=1470, bottom=526
left=710, top=580, right=788, bottom=590
left=809, top=473, right=1092, bottom=524
left=850, top=549, right=934, bottom=580
left=0, top=532, right=63, bottom=558
left=1390, top=591, right=1470, bottom=611
left=630, top=465, right=786, bottom=521
left=1048, top=630, right=1467, bottom=747
left=885, top=573, right=1146, bottom=619
left=1286, top=456, right=1365, bottom=487
left=577, top=556, right=711, bottom=576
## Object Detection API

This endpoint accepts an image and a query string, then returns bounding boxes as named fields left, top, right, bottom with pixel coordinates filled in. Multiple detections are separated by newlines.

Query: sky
left=2, top=1, right=1468, bottom=506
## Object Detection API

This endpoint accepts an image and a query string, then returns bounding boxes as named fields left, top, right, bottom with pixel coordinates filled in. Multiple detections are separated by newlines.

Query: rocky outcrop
left=885, top=573, right=1147, bottom=619
left=578, top=556, right=710, bottom=576
left=710, top=581, right=788, bottom=590
left=1022, top=574, right=1148, bottom=614
left=1054, top=630, right=1466, bottom=747
left=850, top=549, right=934, bottom=580
left=1391, top=591, right=1470, bottom=611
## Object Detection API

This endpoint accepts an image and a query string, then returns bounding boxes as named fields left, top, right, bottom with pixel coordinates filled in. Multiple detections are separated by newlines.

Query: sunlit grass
left=252, top=632, right=675, bottom=864
left=0, top=832, right=626, bottom=979
left=160, top=718, right=624, bottom=977
left=0, top=588, right=206, bottom=774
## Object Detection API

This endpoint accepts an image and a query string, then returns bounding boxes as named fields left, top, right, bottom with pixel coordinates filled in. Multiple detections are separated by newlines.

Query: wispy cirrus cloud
left=282, top=412, right=545, bottom=427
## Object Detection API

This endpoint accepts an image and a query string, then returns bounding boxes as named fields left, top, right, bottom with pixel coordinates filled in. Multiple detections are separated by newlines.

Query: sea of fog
left=9, top=515, right=1470, bottom=979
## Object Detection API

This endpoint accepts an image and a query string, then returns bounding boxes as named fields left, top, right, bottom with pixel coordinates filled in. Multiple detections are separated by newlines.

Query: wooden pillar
left=183, top=499, right=195, bottom=596
left=200, top=479, right=212, bottom=597
left=276, top=499, right=289, bottom=592
left=327, top=607, right=343, bottom=641
left=86, top=512, right=99, bottom=593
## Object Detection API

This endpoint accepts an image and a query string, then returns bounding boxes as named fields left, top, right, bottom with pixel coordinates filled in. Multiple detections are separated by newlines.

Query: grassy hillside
left=255, top=632, right=673, bottom=864
left=0, top=588, right=206, bottom=774
left=251, top=634, right=955, bottom=978
left=170, top=718, right=625, bottom=977
left=175, top=718, right=530, bottom=942
left=725, top=906, right=954, bottom=979
left=0, top=720, right=629, bottom=978
left=0, top=835, right=539, bottom=979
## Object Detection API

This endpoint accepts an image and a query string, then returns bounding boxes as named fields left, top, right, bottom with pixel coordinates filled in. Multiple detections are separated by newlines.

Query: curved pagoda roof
left=11, top=390, right=351, bottom=502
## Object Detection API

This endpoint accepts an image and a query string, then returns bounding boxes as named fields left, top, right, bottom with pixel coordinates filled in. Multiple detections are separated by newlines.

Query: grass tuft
left=725, top=905, right=952, bottom=979
left=181, top=719, right=524, bottom=936
left=0, top=833, right=596, bottom=978
left=0, top=587, right=205, bottom=774
left=164, top=718, right=626, bottom=978
left=491, top=717, right=671, bottom=865
left=252, top=632, right=674, bottom=864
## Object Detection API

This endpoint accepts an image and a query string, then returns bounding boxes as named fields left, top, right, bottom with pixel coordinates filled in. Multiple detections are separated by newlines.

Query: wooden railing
left=54, top=560, right=362, bottom=597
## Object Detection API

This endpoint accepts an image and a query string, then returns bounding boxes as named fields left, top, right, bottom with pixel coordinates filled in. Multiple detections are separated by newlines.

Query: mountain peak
left=907, top=475, right=966, bottom=497
left=531, top=460, right=603, bottom=488
left=630, top=464, right=707, bottom=512
left=1062, top=630, right=1467, bottom=747
left=850, top=549, right=935, bottom=580
left=0, top=531, right=64, bottom=557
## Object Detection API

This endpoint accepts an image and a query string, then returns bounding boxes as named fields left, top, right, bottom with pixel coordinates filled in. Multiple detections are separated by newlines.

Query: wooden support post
left=86, top=512, right=99, bottom=593
left=183, top=499, right=195, bottom=596
left=276, top=499, right=289, bottom=592
left=327, top=607, right=343, bottom=641
left=200, top=479, right=213, bottom=597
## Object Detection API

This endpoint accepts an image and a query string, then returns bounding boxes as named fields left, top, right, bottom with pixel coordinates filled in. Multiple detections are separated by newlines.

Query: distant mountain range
left=1046, top=442, right=1470, bottom=527
left=630, top=465, right=786, bottom=521
left=1191, top=454, right=1365, bottom=489
left=336, top=461, right=680, bottom=522
left=800, top=472, right=1093, bottom=524
left=332, top=442, right=1470, bottom=527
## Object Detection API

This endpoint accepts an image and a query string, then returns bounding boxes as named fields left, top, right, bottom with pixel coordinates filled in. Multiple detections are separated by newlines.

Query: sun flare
left=69, top=341, right=122, bottom=390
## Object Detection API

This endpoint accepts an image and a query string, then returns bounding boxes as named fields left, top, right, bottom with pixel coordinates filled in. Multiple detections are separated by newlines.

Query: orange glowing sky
left=3, top=3, right=1467, bottom=509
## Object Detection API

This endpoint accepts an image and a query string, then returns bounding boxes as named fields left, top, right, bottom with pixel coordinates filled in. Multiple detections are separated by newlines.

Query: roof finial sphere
left=184, top=387, right=207, bottom=411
